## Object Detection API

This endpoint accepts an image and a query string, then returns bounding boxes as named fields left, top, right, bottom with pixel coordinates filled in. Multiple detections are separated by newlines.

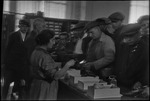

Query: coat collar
left=99, top=32, right=107, bottom=42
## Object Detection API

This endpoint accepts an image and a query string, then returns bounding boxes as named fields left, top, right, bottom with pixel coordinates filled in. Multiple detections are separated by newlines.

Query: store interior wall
left=85, top=1, right=130, bottom=24
left=5, top=1, right=131, bottom=24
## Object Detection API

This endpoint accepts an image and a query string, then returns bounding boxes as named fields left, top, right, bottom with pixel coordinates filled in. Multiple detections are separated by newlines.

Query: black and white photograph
left=1, top=0, right=149, bottom=100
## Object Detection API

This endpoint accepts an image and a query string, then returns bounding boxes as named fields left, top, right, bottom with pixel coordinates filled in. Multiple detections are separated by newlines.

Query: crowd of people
left=1, top=12, right=149, bottom=100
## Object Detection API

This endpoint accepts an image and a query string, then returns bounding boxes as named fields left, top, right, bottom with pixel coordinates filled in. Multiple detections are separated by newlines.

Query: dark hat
left=71, top=22, right=88, bottom=31
left=84, top=21, right=100, bottom=31
left=95, top=17, right=112, bottom=25
left=108, top=12, right=125, bottom=22
left=121, top=23, right=141, bottom=36
left=84, top=17, right=111, bottom=31
left=137, top=15, right=149, bottom=24
left=19, top=19, right=30, bottom=27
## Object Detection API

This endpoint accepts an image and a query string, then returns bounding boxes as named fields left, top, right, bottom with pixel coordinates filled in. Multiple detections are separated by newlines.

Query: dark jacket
left=5, top=30, right=30, bottom=77
left=114, top=29, right=149, bottom=89
left=25, top=30, right=37, bottom=61
left=82, top=36, right=92, bottom=55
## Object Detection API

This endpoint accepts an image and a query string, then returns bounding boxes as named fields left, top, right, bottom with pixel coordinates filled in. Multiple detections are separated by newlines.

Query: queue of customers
left=1, top=12, right=149, bottom=100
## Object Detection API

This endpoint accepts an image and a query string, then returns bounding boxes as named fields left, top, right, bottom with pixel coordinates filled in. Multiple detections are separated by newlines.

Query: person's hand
left=50, top=52, right=56, bottom=56
left=83, top=62, right=93, bottom=70
left=66, top=59, right=76, bottom=67
left=141, top=86, right=149, bottom=98
left=133, top=82, right=142, bottom=90
left=21, top=79, right=25, bottom=86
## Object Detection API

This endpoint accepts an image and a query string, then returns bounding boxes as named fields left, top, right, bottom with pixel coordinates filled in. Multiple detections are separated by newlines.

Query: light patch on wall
left=129, top=1, right=149, bottom=23
left=44, top=1, right=66, bottom=19
left=3, top=0, right=10, bottom=11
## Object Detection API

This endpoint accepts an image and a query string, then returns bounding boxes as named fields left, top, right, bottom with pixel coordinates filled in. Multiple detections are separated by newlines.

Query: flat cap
left=108, top=12, right=125, bottom=22
left=84, top=17, right=111, bottom=31
left=95, top=17, right=112, bottom=25
left=84, top=21, right=99, bottom=31
left=71, top=22, right=88, bottom=31
left=19, top=19, right=30, bottom=27
left=121, top=23, right=141, bottom=36
left=137, top=15, right=149, bottom=24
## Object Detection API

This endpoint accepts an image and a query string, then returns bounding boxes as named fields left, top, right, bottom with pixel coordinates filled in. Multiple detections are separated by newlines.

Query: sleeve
left=4, top=33, right=15, bottom=64
left=139, top=38, right=149, bottom=86
left=82, top=38, right=87, bottom=54
left=93, top=37, right=115, bottom=70
left=82, top=37, right=92, bottom=54
left=39, top=54, right=58, bottom=80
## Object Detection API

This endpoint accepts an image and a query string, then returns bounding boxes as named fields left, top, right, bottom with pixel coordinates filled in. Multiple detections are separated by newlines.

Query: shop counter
left=57, top=79, right=148, bottom=100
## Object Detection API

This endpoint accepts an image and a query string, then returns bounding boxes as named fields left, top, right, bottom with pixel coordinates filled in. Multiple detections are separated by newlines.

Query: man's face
left=48, top=36, right=55, bottom=49
left=60, top=35, right=67, bottom=43
left=88, top=27, right=102, bottom=39
left=19, top=25, right=29, bottom=33
left=107, top=24, right=115, bottom=34
left=60, top=35, right=67, bottom=40
left=111, top=20, right=122, bottom=30
left=141, top=20, right=149, bottom=28
left=36, top=22, right=46, bottom=33
left=140, top=20, right=149, bottom=35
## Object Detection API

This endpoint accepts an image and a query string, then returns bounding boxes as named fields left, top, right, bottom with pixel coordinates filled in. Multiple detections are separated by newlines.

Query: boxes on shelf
left=87, top=83, right=122, bottom=99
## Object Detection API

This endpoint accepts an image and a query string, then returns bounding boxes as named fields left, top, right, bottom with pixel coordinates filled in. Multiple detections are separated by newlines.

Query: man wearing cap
left=138, top=15, right=149, bottom=35
left=83, top=18, right=115, bottom=79
left=108, top=12, right=125, bottom=48
left=108, top=12, right=149, bottom=98
left=2, top=19, right=31, bottom=100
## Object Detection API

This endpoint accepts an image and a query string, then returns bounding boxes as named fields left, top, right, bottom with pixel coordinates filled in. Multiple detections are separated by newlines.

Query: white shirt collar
left=20, top=31, right=27, bottom=41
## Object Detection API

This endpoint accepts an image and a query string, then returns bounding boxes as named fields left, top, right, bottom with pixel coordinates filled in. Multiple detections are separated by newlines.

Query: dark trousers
left=1, top=66, right=31, bottom=100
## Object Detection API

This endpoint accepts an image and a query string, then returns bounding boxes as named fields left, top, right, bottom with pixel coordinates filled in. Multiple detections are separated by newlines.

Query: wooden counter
left=57, top=79, right=121, bottom=100
left=57, top=79, right=148, bottom=100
